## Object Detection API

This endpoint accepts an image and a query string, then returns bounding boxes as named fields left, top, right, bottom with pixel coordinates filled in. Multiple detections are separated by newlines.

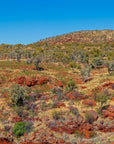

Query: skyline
left=0, top=0, right=114, bottom=45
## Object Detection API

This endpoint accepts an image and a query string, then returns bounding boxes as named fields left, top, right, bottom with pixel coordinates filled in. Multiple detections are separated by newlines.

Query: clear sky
left=0, top=0, right=114, bottom=45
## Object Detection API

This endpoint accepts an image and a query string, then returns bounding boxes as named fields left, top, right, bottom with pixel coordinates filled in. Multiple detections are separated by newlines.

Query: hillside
left=0, top=30, right=114, bottom=144
left=0, top=30, right=114, bottom=63
left=34, top=29, right=114, bottom=45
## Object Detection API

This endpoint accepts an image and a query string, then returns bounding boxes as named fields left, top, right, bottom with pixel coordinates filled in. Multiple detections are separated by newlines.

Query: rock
left=102, top=82, right=114, bottom=90
left=57, top=138, right=65, bottom=143
left=11, top=117, right=22, bottom=123
left=80, top=123, right=93, bottom=139
left=54, top=80, right=64, bottom=87
left=16, top=76, right=26, bottom=85
left=36, top=77, right=49, bottom=85
left=65, top=91, right=86, bottom=100
left=81, top=86, right=87, bottom=89
left=25, top=80, right=32, bottom=87
left=29, top=133, right=36, bottom=141
left=97, top=123, right=114, bottom=132
left=0, top=138, right=14, bottom=144
left=82, top=99, right=96, bottom=106
left=108, top=106, right=114, bottom=112
left=47, top=120, right=93, bottom=139
left=25, top=79, right=37, bottom=87
left=102, top=105, right=114, bottom=120
left=15, top=77, right=49, bottom=87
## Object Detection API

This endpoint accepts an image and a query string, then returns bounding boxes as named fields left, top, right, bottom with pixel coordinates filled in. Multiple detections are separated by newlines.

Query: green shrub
left=9, top=84, right=31, bottom=106
left=91, top=57, right=103, bottom=69
left=67, top=80, right=76, bottom=91
left=12, top=121, right=33, bottom=137
left=94, top=89, right=110, bottom=114
left=94, top=90, right=110, bottom=107
left=69, top=61, right=77, bottom=68
left=69, top=61, right=81, bottom=69
left=33, top=56, right=42, bottom=70
left=67, top=80, right=75, bottom=88
left=12, top=121, right=26, bottom=137
left=85, top=113, right=94, bottom=124
left=80, top=65, right=91, bottom=82
left=105, top=60, right=114, bottom=75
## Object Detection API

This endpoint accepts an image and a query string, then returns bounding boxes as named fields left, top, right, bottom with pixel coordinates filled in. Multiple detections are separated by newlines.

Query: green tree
left=33, top=56, right=42, bottom=70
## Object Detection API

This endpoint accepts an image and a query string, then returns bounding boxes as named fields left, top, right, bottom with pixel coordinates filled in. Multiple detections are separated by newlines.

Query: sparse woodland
left=0, top=30, right=114, bottom=144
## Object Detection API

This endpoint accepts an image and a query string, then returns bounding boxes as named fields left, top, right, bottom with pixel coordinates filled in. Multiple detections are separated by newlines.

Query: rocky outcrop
left=47, top=120, right=93, bottom=139
left=12, top=76, right=50, bottom=87
left=102, top=105, right=114, bottom=120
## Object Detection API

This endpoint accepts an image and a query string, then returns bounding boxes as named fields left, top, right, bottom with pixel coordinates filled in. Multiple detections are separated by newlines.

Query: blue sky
left=0, top=0, right=114, bottom=44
